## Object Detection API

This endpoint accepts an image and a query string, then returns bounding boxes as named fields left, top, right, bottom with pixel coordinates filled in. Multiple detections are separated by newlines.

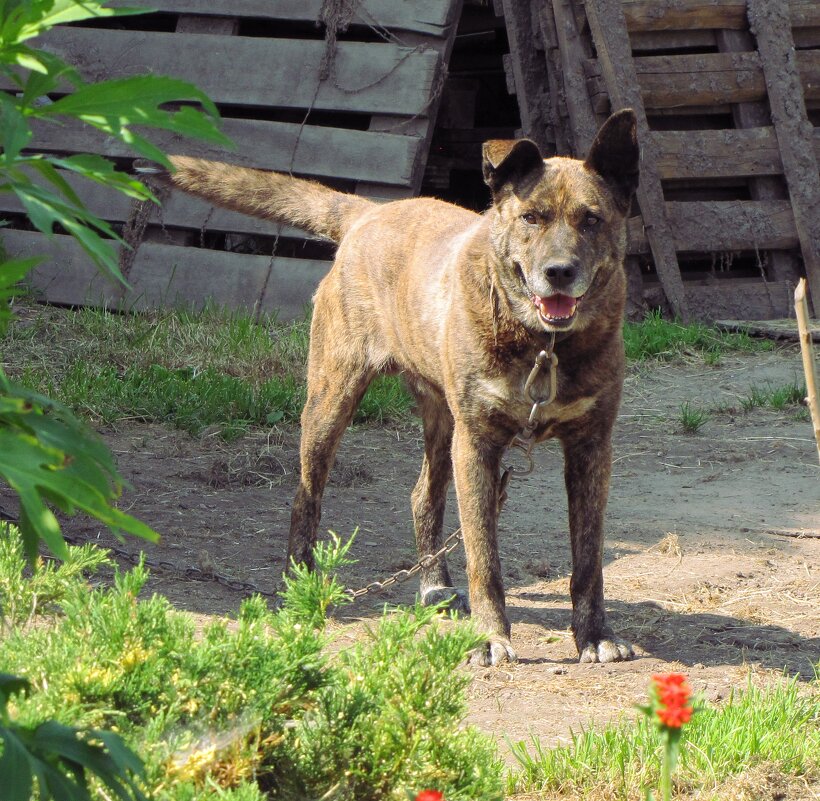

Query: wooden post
left=499, top=0, right=552, bottom=153
left=715, top=27, right=801, bottom=295
left=549, top=0, right=599, bottom=156
left=748, top=0, right=820, bottom=312
left=795, top=279, right=820, bottom=465
left=583, top=0, right=689, bottom=322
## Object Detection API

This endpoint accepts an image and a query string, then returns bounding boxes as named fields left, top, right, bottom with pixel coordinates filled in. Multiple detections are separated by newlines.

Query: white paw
left=579, top=637, right=634, bottom=664
left=468, top=638, right=517, bottom=667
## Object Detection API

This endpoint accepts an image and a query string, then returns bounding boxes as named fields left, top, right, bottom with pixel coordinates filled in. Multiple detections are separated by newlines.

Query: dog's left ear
left=482, top=138, right=545, bottom=200
left=585, top=109, right=639, bottom=212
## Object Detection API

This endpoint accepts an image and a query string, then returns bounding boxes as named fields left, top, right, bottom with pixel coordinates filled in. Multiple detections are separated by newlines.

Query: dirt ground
left=5, top=345, right=818, bottom=759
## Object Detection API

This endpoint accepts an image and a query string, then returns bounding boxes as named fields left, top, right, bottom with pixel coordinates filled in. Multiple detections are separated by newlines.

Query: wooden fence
left=500, top=0, right=820, bottom=321
left=2, top=0, right=462, bottom=320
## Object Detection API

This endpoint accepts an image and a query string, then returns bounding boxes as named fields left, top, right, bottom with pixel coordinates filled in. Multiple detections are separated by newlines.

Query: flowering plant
left=640, top=673, right=695, bottom=800
left=414, top=791, right=444, bottom=801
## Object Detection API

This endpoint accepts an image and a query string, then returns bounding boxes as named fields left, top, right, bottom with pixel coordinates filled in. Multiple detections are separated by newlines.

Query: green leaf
left=49, top=154, right=156, bottom=202
left=45, top=74, right=221, bottom=123
left=10, top=178, right=126, bottom=281
left=0, top=429, right=158, bottom=562
left=14, top=48, right=46, bottom=73
left=0, top=257, right=41, bottom=293
left=9, top=0, right=147, bottom=45
left=42, top=75, right=231, bottom=163
left=0, top=94, right=32, bottom=163
left=0, top=673, right=31, bottom=701
left=0, top=727, right=34, bottom=801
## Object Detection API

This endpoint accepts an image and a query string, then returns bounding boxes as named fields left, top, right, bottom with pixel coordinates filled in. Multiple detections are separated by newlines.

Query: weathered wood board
left=27, top=119, right=420, bottom=187
left=585, top=51, right=820, bottom=112
left=716, top=318, right=820, bottom=342
left=619, top=0, right=819, bottom=32
left=33, top=29, right=440, bottom=116
left=7, top=229, right=330, bottom=321
left=626, top=200, right=799, bottom=254
left=108, top=0, right=460, bottom=36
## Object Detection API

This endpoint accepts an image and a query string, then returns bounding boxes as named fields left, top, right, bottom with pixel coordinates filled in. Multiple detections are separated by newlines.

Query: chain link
left=60, top=533, right=279, bottom=598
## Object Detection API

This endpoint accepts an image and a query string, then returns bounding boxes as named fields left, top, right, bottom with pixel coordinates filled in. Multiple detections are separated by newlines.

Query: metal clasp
left=502, top=333, right=558, bottom=477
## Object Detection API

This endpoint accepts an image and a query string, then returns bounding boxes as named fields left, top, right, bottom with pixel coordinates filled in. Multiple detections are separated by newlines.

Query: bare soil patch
left=3, top=347, right=817, bottom=757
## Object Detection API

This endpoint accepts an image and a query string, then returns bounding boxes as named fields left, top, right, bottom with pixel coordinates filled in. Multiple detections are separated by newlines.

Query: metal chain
left=344, top=332, right=559, bottom=601
left=44, top=336, right=559, bottom=605
left=60, top=533, right=278, bottom=598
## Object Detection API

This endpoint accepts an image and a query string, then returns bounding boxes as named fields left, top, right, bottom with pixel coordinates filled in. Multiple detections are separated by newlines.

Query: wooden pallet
left=2, top=0, right=463, bottom=320
left=501, top=0, right=820, bottom=322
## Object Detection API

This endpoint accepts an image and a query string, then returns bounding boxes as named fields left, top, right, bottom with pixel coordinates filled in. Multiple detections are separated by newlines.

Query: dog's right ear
left=482, top=139, right=545, bottom=200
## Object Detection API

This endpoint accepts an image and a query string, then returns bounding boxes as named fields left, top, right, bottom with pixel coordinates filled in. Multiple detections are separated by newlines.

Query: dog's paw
left=468, top=637, right=517, bottom=667
left=578, top=637, right=634, bottom=664
left=421, top=586, right=471, bottom=614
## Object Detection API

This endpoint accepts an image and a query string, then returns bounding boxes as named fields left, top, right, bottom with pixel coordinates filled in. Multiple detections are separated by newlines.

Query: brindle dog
left=142, top=109, right=640, bottom=666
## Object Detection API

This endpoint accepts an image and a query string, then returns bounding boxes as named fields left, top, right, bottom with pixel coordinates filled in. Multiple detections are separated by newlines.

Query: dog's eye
left=521, top=212, right=538, bottom=225
left=584, top=213, right=600, bottom=229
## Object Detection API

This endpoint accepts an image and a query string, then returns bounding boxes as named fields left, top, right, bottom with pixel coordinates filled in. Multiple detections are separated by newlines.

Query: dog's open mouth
left=532, top=293, right=581, bottom=327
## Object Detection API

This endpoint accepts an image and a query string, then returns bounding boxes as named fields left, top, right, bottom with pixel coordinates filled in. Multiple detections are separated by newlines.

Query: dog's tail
left=134, top=156, right=374, bottom=244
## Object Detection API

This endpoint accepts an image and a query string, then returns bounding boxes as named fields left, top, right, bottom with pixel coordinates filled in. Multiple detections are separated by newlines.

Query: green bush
left=0, top=525, right=504, bottom=800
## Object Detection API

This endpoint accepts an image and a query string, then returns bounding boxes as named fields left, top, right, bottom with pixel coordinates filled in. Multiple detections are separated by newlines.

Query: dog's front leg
left=562, top=422, right=633, bottom=663
left=451, top=423, right=516, bottom=666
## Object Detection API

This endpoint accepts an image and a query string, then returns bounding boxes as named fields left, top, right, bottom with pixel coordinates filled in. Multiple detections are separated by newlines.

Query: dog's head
left=482, top=109, right=639, bottom=333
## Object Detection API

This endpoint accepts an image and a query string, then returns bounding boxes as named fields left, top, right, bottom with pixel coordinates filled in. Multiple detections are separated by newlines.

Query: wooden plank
left=34, top=28, right=440, bottom=116
left=27, top=118, right=419, bottom=187
left=626, top=200, right=799, bottom=254
left=6, top=229, right=329, bottom=320
left=684, top=281, right=794, bottom=322
left=585, top=51, right=820, bottom=111
left=748, top=0, right=820, bottom=310
left=716, top=318, right=820, bottom=343
left=108, top=0, right=458, bottom=37
left=6, top=230, right=125, bottom=307
left=620, top=0, right=820, bottom=33
left=620, top=0, right=748, bottom=32
left=653, top=128, right=783, bottom=180
left=584, top=0, right=689, bottom=320
left=550, top=0, right=599, bottom=156
left=499, top=0, right=551, bottom=153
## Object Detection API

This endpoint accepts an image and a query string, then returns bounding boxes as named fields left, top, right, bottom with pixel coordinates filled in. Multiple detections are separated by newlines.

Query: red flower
left=656, top=703, right=693, bottom=728
left=415, top=792, right=444, bottom=801
left=651, top=673, right=693, bottom=729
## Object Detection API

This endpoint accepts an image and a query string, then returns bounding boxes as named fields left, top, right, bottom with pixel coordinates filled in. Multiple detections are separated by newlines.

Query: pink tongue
left=540, top=294, right=575, bottom=318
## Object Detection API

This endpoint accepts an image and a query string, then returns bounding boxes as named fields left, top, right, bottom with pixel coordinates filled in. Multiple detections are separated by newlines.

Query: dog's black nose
left=544, top=259, right=579, bottom=288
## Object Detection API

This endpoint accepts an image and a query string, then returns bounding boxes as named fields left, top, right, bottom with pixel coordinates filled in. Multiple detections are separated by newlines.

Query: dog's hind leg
left=288, top=348, right=374, bottom=571
left=410, top=397, right=469, bottom=613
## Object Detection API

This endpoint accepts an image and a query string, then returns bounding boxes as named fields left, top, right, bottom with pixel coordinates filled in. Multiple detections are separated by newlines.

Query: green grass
left=678, top=401, right=709, bottom=434
left=3, top=304, right=413, bottom=437
left=0, top=525, right=504, bottom=801
left=623, top=310, right=774, bottom=363
left=1, top=304, right=782, bottom=438
left=739, top=381, right=807, bottom=413
left=508, top=677, right=820, bottom=800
